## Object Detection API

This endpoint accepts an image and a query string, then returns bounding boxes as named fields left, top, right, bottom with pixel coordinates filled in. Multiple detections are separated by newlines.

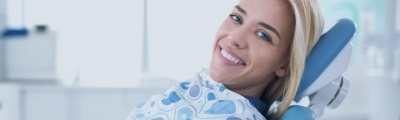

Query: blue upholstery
left=294, top=19, right=356, bottom=101
left=281, top=105, right=314, bottom=120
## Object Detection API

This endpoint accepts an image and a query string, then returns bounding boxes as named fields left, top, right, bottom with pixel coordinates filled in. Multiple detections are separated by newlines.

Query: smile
left=220, top=49, right=245, bottom=65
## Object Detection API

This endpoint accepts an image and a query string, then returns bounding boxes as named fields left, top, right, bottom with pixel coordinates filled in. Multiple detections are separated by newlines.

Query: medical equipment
left=0, top=0, right=30, bottom=81
left=280, top=18, right=356, bottom=119
left=1, top=27, right=58, bottom=83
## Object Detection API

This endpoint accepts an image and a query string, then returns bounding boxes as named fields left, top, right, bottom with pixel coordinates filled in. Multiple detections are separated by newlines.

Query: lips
left=219, top=45, right=246, bottom=65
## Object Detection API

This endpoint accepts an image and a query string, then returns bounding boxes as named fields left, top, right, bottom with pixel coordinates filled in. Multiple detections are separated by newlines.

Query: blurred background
left=0, top=0, right=399, bottom=120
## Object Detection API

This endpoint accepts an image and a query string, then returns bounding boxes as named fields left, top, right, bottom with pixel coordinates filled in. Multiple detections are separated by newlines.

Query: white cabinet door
left=69, top=87, right=166, bottom=120
left=24, top=86, right=68, bottom=120
left=10, top=86, right=168, bottom=120
left=77, top=88, right=125, bottom=120
left=0, top=85, right=20, bottom=120
left=71, top=87, right=167, bottom=120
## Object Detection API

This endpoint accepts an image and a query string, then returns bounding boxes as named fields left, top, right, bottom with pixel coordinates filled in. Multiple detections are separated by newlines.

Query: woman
left=128, top=0, right=324, bottom=119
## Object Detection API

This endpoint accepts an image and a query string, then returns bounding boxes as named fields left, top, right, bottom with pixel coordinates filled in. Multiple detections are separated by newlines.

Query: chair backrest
left=280, top=18, right=356, bottom=120
left=295, top=18, right=356, bottom=101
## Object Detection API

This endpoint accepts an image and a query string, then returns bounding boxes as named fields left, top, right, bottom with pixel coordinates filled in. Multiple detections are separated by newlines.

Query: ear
left=275, top=62, right=288, bottom=77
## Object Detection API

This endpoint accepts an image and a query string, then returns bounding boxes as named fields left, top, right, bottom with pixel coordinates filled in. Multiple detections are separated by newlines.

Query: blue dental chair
left=279, top=19, right=356, bottom=120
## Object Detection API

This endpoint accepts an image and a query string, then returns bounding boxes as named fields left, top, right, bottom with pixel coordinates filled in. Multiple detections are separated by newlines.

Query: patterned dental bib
left=127, top=69, right=266, bottom=120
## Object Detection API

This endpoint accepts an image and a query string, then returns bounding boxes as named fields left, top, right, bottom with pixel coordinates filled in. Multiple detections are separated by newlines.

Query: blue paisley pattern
left=127, top=69, right=266, bottom=120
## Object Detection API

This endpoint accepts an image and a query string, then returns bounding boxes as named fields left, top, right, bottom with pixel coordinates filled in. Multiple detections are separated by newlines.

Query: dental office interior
left=0, top=0, right=399, bottom=120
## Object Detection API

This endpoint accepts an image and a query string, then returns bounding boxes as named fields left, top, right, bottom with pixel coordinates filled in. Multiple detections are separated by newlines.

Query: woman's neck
left=226, top=79, right=272, bottom=99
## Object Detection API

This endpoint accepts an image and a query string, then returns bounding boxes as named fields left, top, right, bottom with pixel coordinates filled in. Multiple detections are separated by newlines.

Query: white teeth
left=220, top=50, right=244, bottom=65
left=227, top=55, right=233, bottom=60
left=229, top=57, right=234, bottom=61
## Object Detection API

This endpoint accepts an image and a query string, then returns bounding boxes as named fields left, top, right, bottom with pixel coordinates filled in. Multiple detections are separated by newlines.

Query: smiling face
left=209, top=0, right=294, bottom=97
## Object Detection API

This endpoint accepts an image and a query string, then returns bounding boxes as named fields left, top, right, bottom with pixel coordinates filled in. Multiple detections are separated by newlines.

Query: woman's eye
left=257, top=31, right=272, bottom=43
left=230, top=14, right=242, bottom=24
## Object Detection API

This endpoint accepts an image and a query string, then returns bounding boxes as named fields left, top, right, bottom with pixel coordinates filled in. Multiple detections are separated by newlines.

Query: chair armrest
left=280, top=105, right=315, bottom=120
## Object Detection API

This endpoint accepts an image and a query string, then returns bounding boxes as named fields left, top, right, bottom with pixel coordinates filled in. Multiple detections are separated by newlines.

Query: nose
left=227, top=26, right=249, bottom=49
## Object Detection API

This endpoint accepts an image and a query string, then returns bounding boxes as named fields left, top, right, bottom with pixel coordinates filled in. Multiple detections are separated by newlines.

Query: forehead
left=238, top=0, right=291, bottom=18
left=237, top=0, right=294, bottom=40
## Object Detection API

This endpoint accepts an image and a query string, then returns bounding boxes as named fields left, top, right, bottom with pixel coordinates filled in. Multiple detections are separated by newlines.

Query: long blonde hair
left=261, top=0, right=324, bottom=119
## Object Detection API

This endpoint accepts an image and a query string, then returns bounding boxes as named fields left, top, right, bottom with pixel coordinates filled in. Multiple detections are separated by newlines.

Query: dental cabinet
left=0, top=84, right=165, bottom=120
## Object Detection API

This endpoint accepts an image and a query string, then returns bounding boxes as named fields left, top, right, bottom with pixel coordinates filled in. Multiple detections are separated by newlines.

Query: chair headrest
left=294, top=19, right=356, bottom=101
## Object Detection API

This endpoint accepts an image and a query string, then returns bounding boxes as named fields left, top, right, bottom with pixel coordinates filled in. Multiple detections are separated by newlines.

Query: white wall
left=146, top=0, right=238, bottom=81
left=23, top=0, right=144, bottom=87
left=5, top=0, right=24, bottom=28
left=22, top=0, right=240, bottom=86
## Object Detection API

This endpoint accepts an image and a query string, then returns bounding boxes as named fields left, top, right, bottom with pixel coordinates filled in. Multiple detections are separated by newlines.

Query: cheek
left=214, top=19, right=233, bottom=41
left=249, top=45, right=282, bottom=71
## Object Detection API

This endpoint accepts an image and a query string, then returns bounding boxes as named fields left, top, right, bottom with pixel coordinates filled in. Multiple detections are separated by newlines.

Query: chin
left=209, top=63, right=233, bottom=84
left=209, top=64, right=225, bottom=83
left=209, top=66, right=219, bottom=80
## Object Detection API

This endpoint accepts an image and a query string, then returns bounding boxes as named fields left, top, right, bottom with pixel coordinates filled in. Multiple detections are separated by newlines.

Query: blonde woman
left=128, top=0, right=324, bottom=119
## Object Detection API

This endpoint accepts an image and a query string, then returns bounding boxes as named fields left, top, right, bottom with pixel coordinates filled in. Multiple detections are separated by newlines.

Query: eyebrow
left=259, top=22, right=281, bottom=40
left=235, top=5, right=281, bottom=40
left=235, top=5, right=247, bottom=15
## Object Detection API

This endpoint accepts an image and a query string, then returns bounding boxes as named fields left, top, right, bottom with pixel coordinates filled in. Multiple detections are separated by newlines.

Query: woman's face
left=209, top=0, right=294, bottom=93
